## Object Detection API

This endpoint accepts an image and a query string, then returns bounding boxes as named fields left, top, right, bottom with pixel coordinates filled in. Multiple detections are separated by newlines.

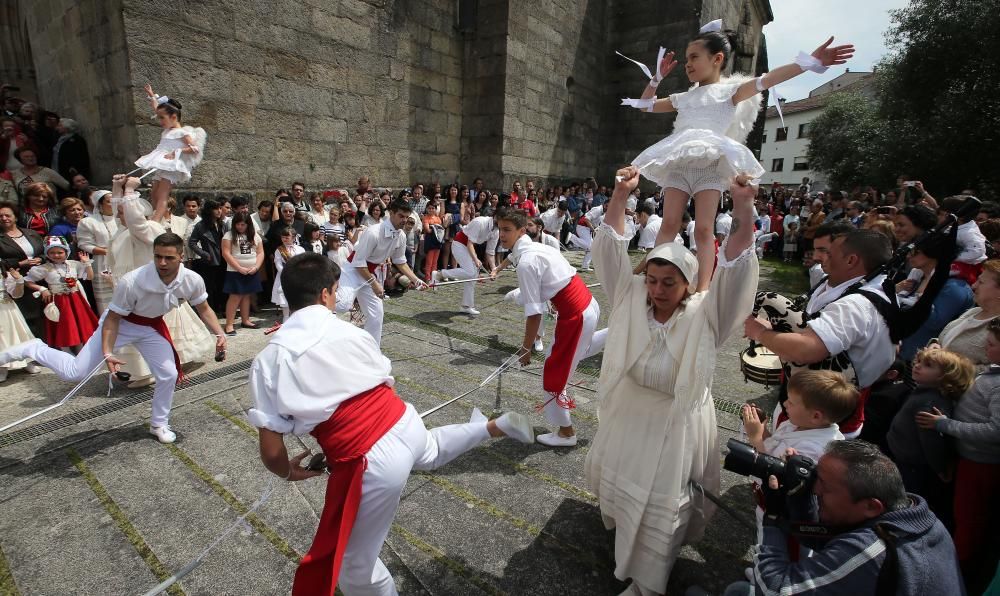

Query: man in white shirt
left=337, top=198, right=427, bottom=345
left=0, top=233, right=226, bottom=443
left=249, top=252, right=534, bottom=595
left=497, top=210, right=600, bottom=447
left=745, top=229, right=896, bottom=438
left=539, top=201, right=569, bottom=241
left=636, top=204, right=662, bottom=251
left=433, top=213, right=498, bottom=315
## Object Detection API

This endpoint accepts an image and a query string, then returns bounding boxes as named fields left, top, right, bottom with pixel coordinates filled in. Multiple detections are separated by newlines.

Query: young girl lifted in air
left=135, top=84, right=207, bottom=222
left=621, top=21, right=853, bottom=290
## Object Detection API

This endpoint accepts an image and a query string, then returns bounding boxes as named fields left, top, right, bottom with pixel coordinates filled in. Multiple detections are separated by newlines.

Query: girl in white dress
left=272, top=227, right=305, bottom=321
left=0, top=264, right=40, bottom=381
left=621, top=21, right=853, bottom=292
left=135, top=84, right=207, bottom=222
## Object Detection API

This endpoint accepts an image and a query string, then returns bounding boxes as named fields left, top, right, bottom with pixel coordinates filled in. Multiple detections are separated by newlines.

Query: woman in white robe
left=585, top=166, right=759, bottom=595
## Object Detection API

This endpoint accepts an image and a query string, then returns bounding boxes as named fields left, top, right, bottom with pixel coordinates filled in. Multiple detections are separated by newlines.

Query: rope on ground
left=0, top=356, right=109, bottom=433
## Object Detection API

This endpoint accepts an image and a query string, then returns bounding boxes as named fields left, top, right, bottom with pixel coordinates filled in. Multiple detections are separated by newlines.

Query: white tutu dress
left=0, top=275, right=35, bottom=371
left=632, top=75, right=764, bottom=187
left=134, top=126, right=207, bottom=184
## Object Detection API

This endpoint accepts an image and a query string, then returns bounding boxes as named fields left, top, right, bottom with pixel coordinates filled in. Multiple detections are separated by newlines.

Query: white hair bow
left=156, top=95, right=171, bottom=106
left=699, top=19, right=723, bottom=34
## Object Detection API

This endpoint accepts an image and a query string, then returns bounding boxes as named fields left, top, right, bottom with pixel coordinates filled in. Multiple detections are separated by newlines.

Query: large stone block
left=311, top=7, right=372, bottom=50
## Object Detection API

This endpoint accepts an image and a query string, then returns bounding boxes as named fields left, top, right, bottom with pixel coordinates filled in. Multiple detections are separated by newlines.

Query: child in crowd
left=782, top=219, right=798, bottom=262
left=0, top=263, right=40, bottom=382
left=271, top=227, right=305, bottom=321
left=859, top=357, right=910, bottom=452
left=24, top=236, right=96, bottom=353
left=917, top=319, right=1000, bottom=582
left=887, top=348, right=974, bottom=521
left=940, top=195, right=988, bottom=285
left=319, top=205, right=345, bottom=241
left=325, top=233, right=350, bottom=268
left=742, top=370, right=856, bottom=532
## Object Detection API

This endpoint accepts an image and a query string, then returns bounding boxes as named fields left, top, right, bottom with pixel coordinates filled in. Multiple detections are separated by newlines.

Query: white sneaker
left=536, top=431, right=577, bottom=447
left=432, top=271, right=445, bottom=284
left=494, top=412, right=535, bottom=444
left=25, top=363, right=42, bottom=374
left=0, top=339, right=42, bottom=368
left=149, top=425, right=177, bottom=444
left=461, top=305, right=481, bottom=316
left=532, top=338, right=544, bottom=352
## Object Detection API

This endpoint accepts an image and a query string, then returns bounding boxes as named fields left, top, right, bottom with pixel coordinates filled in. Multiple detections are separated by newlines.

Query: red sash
left=293, top=384, right=406, bottom=596
left=454, top=230, right=469, bottom=246
left=542, top=275, right=592, bottom=397
left=345, top=251, right=379, bottom=274
left=123, top=313, right=183, bottom=383
left=950, top=261, right=983, bottom=286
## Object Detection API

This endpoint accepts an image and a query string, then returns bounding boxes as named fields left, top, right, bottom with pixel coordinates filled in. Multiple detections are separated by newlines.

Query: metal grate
left=0, top=359, right=252, bottom=449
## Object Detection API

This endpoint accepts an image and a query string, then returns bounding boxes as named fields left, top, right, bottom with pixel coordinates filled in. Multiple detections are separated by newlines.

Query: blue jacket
left=753, top=494, right=965, bottom=595
left=900, top=277, right=974, bottom=361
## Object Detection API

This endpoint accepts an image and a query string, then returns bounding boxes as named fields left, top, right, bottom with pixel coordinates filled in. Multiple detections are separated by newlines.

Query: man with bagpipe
left=743, top=197, right=980, bottom=438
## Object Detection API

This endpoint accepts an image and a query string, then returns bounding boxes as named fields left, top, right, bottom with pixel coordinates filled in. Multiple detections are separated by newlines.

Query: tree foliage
left=808, top=0, right=1000, bottom=198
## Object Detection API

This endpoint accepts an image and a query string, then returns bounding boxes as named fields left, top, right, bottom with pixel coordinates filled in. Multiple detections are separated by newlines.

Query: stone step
left=0, top=456, right=161, bottom=595
left=72, top=425, right=297, bottom=595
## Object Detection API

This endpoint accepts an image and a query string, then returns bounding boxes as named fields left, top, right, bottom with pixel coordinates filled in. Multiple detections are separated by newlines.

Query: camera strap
left=873, top=523, right=900, bottom=596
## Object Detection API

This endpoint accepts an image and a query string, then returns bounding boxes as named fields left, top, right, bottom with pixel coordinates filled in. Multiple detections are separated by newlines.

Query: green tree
left=806, top=92, right=887, bottom=191
left=809, top=0, right=1000, bottom=198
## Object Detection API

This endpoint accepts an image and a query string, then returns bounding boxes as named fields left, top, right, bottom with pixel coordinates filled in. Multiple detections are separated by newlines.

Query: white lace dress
left=134, top=126, right=207, bottom=184
left=0, top=275, right=35, bottom=370
left=632, top=79, right=765, bottom=186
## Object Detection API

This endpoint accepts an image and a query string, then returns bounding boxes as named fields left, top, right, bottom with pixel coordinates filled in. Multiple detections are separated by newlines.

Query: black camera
left=724, top=438, right=816, bottom=497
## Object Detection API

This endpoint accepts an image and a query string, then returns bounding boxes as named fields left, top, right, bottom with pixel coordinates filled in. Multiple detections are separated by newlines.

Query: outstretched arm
left=732, top=37, right=854, bottom=104
left=628, top=52, right=679, bottom=113
left=143, top=83, right=159, bottom=113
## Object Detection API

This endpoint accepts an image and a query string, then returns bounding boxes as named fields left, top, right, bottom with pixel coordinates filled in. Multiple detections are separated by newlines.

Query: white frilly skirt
left=632, top=128, right=765, bottom=188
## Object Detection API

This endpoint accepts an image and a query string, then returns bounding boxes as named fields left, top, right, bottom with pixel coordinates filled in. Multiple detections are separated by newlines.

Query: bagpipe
left=740, top=196, right=981, bottom=389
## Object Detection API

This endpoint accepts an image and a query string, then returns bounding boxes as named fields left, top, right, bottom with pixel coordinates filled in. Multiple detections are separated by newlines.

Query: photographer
left=728, top=440, right=963, bottom=595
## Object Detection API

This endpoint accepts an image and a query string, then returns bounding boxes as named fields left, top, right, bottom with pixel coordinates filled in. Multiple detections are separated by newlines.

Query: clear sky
left=762, top=0, right=910, bottom=103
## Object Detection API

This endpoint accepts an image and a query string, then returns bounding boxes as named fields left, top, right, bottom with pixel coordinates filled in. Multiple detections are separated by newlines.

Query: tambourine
left=740, top=344, right=782, bottom=387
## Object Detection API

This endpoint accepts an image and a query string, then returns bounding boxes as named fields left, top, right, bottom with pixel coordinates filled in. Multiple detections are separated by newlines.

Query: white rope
left=0, top=356, right=109, bottom=433
left=139, top=476, right=279, bottom=596
left=418, top=347, right=528, bottom=419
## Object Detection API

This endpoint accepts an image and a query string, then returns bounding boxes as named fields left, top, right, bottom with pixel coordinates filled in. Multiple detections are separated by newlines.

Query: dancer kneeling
left=248, top=252, right=534, bottom=596
left=585, top=167, right=758, bottom=595
left=0, top=233, right=227, bottom=443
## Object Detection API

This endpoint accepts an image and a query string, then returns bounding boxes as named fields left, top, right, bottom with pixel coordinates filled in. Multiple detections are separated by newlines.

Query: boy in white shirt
left=433, top=213, right=499, bottom=316
left=336, top=198, right=427, bottom=345
left=497, top=209, right=600, bottom=447
left=0, top=233, right=227, bottom=443
left=250, top=253, right=534, bottom=595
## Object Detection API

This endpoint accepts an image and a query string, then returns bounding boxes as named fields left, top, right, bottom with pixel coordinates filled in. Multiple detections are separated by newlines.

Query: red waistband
left=454, top=230, right=469, bottom=246
left=123, top=313, right=183, bottom=383
left=346, top=251, right=379, bottom=273
left=294, top=384, right=406, bottom=595
left=950, top=261, right=983, bottom=286
left=550, top=275, right=591, bottom=316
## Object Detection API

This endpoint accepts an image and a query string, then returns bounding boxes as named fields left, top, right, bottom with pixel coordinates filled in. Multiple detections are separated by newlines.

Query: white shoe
left=536, top=431, right=577, bottom=447
left=532, top=338, right=544, bottom=352
left=149, top=425, right=177, bottom=444
left=461, top=305, right=481, bottom=316
left=432, top=271, right=445, bottom=284
left=744, top=567, right=755, bottom=582
left=581, top=266, right=594, bottom=272
left=0, top=339, right=42, bottom=368
left=494, top=412, right=535, bottom=444
left=25, top=363, right=42, bottom=374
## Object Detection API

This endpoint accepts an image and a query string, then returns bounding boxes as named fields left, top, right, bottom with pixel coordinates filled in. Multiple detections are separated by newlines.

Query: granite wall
left=9, top=0, right=772, bottom=196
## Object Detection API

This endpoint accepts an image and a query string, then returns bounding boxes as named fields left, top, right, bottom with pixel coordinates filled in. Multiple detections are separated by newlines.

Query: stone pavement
left=0, top=253, right=804, bottom=596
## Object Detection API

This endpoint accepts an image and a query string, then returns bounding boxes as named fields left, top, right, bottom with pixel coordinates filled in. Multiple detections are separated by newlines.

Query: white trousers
left=572, top=226, right=593, bottom=269
left=338, top=403, right=490, bottom=595
left=338, top=268, right=386, bottom=345
left=439, top=242, right=478, bottom=308
left=14, top=318, right=178, bottom=426
left=542, top=298, right=600, bottom=428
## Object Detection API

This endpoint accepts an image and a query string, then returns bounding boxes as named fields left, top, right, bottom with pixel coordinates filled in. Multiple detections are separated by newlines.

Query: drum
left=740, top=345, right=782, bottom=387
